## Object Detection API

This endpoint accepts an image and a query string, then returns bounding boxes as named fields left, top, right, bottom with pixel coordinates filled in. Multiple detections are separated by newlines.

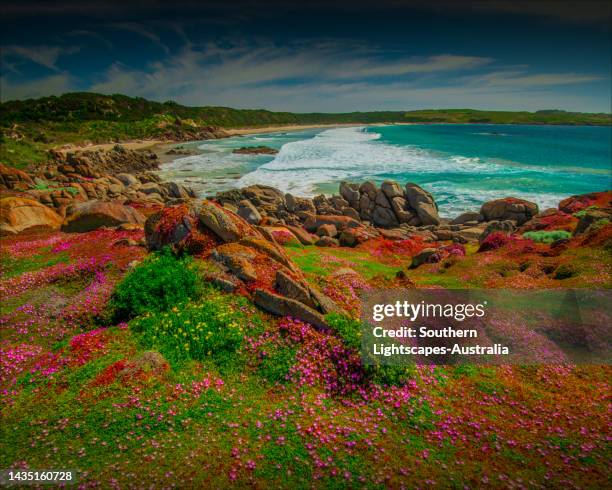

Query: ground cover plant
left=1, top=220, right=610, bottom=488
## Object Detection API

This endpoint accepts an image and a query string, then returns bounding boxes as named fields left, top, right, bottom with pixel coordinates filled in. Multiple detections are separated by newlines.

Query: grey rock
left=372, top=206, right=399, bottom=228
left=237, top=200, right=262, bottom=225
left=410, top=248, right=439, bottom=269
left=115, top=173, right=140, bottom=187
left=381, top=180, right=404, bottom=200
left=451, top=212, right=483, bottom=225
left=275, top=270, right=313, bottom=307
left=405, top=183, right=440, bottom=226
left=315, top=236, right=339, bottom=247
left=359, top=181, right=378, bottom=199
left=254, top=289, right=328, bottom=330
left=140, top=182, right=162, bottom=195
left=342, top=207, right=361, bottom=220
left=456, top=226, right=485, bottom=242
left=339, top=182, right=360, bottom=207
left=375, top=190, right=391, bottom=208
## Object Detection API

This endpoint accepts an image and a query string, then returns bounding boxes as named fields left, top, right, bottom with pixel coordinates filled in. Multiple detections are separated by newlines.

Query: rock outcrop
left=480, top=197, right=538, bottom=225
left=233, top=146, right=278, bottom=155
left=217, top=180, right=440, bottom=231
left=62, top=200, right=146, bottom=232
left=0, top=164, right=34, bottom=190
left=214, top=181, right=543, bottom=245
left=0, top=197, right=63, bottom=235
left=144, top=200, right=340, bottom=329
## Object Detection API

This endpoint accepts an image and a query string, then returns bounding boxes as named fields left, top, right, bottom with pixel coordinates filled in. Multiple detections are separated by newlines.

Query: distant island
left=1, top=92, right=610, bottom=169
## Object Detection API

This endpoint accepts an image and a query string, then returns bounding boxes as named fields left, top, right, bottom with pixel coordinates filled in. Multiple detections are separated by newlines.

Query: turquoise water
left=159, top=124, right=611, bottom=217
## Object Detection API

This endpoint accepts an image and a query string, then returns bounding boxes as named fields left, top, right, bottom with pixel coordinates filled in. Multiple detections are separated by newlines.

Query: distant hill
left=1, top=92, right=610, bottom=168
left=2, top=92, right=610, bottom=126
left=0, top=92, right=408, bottom=126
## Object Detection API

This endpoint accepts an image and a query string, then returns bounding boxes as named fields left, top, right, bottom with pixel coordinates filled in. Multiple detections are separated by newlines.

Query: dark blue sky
left=1, top=1, right=610, bottom=112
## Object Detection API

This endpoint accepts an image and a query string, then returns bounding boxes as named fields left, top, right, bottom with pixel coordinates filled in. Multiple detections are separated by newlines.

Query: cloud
left=90, top=41, right=493, bottom=98
left=467, top=70, right=604, bottom=88
left=1, top=39, right=607, bottom=112
left=1, top=45, right=80, bottom=72
left=84, top=40, right=607, bottom=112
left=0, top=73, right=75, bottom=101
left=66, top=30, right=114, bottom=50
left=110, top=22, right=171, bottom=54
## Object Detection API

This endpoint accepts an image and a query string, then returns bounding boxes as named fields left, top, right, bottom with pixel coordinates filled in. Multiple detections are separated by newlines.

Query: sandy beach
left=53, top=123, right=369, bottom=165
left=224, top=123, right=364, bottom=136
left=55, top=123, right=360, bottom=153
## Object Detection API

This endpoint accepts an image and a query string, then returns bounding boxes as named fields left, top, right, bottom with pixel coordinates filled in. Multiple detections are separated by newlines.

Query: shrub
left=522, top=230, right=571, bottom=244
left=326, top=313, right=414, bottom=386
left=130, top=288, right=258, bottom=366
left=110, top=247, right=200, bottom=320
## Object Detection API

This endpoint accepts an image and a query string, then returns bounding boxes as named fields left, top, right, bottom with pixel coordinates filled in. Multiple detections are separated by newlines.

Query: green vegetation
left=257, top=341, right=297, bottom=384
left=1, top=92, right=609, bottom=168
left=0, top=138, right=48, bottom=169
left=131, top=288, right=260, bottom=367
left=0, top=249, right=69, bottom=278
left=326, top=313, right=415, bottom=386
left=109, top=248, right=201, bottom=320
left=401, top=108, right=611, bottom=125
left=522, top=230, right=572, bottom=243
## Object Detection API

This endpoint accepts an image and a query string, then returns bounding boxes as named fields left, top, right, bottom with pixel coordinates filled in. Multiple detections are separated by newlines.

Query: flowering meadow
left=1, top=226, right=611, bottom=488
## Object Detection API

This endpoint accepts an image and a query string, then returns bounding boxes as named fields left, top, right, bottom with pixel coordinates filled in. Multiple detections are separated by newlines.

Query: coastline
left=54, top=123, right=366, bottom=165
left=223, top=122, right=366, bottom=136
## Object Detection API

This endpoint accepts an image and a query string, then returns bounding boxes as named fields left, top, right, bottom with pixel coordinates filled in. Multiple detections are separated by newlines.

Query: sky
left=1, top=0, right=611, bottom=112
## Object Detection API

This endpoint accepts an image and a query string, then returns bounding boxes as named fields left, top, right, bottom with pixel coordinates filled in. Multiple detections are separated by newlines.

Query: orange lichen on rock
left=558, top=190, right=612, bottom=214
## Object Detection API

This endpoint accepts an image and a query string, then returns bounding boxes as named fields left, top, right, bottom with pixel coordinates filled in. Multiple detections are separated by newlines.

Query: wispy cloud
left=0, top=73, right=74, bottom=100
left=66, top=30, right=114, bottom=50
left=111, top=22, right=171, bottom=54
left=84, top=40, right=606, bottom=111
left=1, top=45, right=80, bottom=72
left=90, top=41, right=493, bottom=96
left=467, top=70, right=604, bottom=88
left=1, top=38, right=607, bottom=112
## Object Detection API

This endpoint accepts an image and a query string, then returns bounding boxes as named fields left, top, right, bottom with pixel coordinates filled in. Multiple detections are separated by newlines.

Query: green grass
left=287, top=246, right=400, bottom=280
left=0, top=138, right=48, bottom=169
left=0, top=249, right=69, bottom=278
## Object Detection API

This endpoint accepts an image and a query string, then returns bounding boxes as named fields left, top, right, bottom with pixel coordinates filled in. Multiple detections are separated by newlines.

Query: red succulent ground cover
left=1, top=218, right=611, bottom=488
left=559, top=190, right=612, bottom=213
left=357, top=236, right=429, bottom=259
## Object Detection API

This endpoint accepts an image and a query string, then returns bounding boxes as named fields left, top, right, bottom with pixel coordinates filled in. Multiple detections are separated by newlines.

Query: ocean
left=157, top=124, right=612, bottom=217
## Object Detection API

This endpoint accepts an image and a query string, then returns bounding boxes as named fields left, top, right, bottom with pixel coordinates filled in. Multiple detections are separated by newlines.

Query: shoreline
left=54, top=123, right=367, bottom=166
left=223, top=122, right=366, bottom=136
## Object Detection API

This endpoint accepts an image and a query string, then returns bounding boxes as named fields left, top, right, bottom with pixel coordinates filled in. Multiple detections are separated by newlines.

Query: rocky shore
left=0, top=144, right=195, bottom=234
left=2, top=143, right=610, bottom=250
left=214, top=180, right=567, bottom=247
